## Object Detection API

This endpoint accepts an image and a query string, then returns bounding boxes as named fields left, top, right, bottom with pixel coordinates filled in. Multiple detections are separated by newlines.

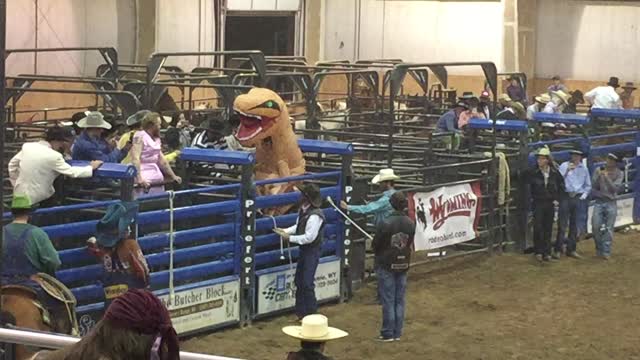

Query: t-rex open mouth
left=235, top=110, right=277, bottom=141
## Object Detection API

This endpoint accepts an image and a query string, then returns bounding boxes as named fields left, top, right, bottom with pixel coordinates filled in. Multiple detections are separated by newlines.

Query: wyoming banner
left=409, top=183, right=482, bottom=251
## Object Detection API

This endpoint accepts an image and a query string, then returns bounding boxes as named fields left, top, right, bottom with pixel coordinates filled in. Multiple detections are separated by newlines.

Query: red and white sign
left=409, top=183, right=482, bottom=251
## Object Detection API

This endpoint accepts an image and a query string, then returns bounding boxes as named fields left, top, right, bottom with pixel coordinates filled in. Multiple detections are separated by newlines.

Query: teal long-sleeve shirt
left=347, top=189, right=397, bottom=227
left=3, top=223, right=61, bottom=276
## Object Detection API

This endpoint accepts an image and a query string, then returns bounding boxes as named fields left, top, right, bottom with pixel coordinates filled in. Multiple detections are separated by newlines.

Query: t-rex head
left=233, top=88, right=289, bottom=146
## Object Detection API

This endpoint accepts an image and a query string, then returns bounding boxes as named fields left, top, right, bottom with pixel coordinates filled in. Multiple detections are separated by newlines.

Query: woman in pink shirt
left=457, top=95, right=486, bottom=130
left=130, top=113, right=182, bottom=197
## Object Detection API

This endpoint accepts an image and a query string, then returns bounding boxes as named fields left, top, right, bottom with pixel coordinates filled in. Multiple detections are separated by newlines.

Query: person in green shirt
left=1, top=194, right=61, bottom=285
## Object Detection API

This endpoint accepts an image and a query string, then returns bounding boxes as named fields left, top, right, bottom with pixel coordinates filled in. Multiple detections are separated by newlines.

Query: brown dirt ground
left=184, top=233, right=640, bottom=360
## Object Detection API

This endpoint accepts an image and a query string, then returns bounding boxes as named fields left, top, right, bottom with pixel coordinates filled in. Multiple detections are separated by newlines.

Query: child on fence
left=87, top=201, right=150, bottom=308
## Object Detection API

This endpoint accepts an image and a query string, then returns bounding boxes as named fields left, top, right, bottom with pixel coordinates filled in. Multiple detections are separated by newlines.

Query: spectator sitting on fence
left=563, top=90, right=585, bottom=114
left=31, top=289, right=180, bottom=360
left=8, top=126, right=103, bottom=208
left=87, top=201, right=149, bottom=308
left=478, top=90, right=492, bottom=119
left=283, top=314, right=348, bottom=360
left=591, top=153, right=624, bottom=260
left=543, top=90, right=571, bottom=115
left=457, top=93, right=486, bottom=130
left=584, top=76, right=623, bottom=109
left=373, top=191, right=414, bottom=342
left=118, top=110, right=150, bottom=164
left=436, top=101, right=467, bottom=133
left=72, top=111, right=131, bottom=163
left=526, top=94, right=551, bottom=121
left=130, top=113, right=182, bottom=197
left=496, top=94, right=526, bottom=120
left=506, top=76, right=526, bottom=105
left=548, top=75, right=569, bottom=94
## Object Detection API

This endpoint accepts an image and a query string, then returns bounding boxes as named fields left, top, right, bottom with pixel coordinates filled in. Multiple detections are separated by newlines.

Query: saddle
left=30, top=273, right=80, bottom=336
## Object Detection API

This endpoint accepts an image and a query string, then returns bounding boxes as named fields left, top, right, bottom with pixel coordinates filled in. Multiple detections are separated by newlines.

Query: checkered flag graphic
left=262, top=287, right=277, bottom=300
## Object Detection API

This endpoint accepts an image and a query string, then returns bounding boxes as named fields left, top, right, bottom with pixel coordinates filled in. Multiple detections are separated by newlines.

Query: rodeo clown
left=274, top=183, right=326, bottom=321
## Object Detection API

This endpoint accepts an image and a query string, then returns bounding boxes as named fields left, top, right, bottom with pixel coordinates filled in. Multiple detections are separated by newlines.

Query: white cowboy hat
left=372, top=168, right=400, bottom=184
left=282, top=314, right=348, bottom=342
left=551, top=90, right=571, bottom=105
left=535, top=93, right=551, bottom=104
left=77, top=111, right=112, bottom=130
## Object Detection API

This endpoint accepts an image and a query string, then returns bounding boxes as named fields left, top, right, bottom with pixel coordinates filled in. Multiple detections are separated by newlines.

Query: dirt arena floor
left=184, top=233, right=640, bottom=360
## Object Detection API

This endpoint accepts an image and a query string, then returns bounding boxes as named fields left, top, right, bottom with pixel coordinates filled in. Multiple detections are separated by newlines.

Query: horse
left=1, top=274, right=79, bottom=360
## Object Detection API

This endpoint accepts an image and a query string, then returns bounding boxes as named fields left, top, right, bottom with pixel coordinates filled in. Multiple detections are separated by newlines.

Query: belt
left=568, top=192, right=584, bottom=198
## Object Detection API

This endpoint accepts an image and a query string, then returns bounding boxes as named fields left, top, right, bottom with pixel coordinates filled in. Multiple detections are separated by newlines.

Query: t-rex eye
left=251, top=100, right=281, bottom=111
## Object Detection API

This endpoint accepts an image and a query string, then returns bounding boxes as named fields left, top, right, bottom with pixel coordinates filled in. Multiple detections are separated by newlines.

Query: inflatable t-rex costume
left=234, top=88, right=306, bottom=214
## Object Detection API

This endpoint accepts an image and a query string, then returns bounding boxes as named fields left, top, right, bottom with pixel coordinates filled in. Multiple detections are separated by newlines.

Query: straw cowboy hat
left=372, top=168, right=400, bottom=184
left=535, top=93, right=551, bottom=104
left=282, top=314, right=348, bottom=342
left=498, top=94, right=512, bottom=103
left=536, top=147, right=551, bottom=157
left=77, top=111, right=112, bottom=130
left=552, top=90, right=571, bottom=105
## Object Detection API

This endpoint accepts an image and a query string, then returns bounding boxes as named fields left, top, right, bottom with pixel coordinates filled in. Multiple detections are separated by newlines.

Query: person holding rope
left=554, top=148, right=591, bottom=259
left=525, top=147, right=566, bottom=262
left=591, top=153, right=624, bottom=260
left=274, top=183, right=325, bottom=320
left=130, top=113, right=182, bottom=197
left=340, top=169, right=399, bottom=304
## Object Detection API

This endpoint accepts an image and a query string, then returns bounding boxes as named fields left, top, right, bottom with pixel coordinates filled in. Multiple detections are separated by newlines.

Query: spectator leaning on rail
left=435, top=101, right=467, bottom=133
left=118, top=109, right=151, bottom=164
left=130, top=113, right=182, bottom=197
left=584, top=76, right=623, bottom=109
left=496, top=94, right=526, bottom=120
left=87, top=201, right=150, bottom=308
left=543, top=90, right=571, bottom=115
left=283, top=314, right=348, bottom=360
left=526, top=93, right=551, bottom=121
left=8, top=126, right=102, bottom=207
left=274, top=183, right=326, bottom=320
left=524, top=147, right=566, bottom=262
left=31, top=289, right=180, bottom=360
left=591, top=153, right=624, bottom=260
left=373, top=191, right=414, bottom=342
left=72, top=111, right=131, bottom=162
left=554, top=148, right=591, bottom=260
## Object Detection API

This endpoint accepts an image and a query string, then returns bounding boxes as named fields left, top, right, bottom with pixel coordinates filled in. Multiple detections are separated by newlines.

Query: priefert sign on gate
left=409, top=183, right=482, bottom=251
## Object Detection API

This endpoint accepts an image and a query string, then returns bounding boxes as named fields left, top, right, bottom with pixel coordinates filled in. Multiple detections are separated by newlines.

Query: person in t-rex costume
left=234, top=88, right=306, bottom=214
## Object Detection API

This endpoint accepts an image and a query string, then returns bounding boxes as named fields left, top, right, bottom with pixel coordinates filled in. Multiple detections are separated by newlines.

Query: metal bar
left=0, top=327, right=244, bottom=360
left=0, top=0, right=6, bottom=317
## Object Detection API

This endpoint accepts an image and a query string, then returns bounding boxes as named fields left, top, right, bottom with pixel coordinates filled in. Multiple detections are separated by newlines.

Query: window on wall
left=224, top=15, right=296, bottom=56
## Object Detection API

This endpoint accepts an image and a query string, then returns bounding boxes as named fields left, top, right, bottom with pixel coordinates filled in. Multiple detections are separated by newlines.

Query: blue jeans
left=556, top=197, right=587, bottom=253
left=295, top=244, right=321, bottom=318
left=377, top=267, right=407, bottom=339
left=592, top=202, right=617, bottom=256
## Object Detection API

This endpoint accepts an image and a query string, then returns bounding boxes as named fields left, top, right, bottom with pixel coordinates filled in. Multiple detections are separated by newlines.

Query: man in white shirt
left=584, top=77, right=623, bottom=109
left=9, top=127, right=103, bottom=207
left=274, top=183, right=325, bottom=320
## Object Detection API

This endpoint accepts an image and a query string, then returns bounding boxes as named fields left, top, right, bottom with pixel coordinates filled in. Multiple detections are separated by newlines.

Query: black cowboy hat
left=295, top=183, right=323, bottom=208
left=607, top=77, right=620, bottom=88
left=45, top=126, right=75, bottom=142
left=570, top=90, right=585, bottom=104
